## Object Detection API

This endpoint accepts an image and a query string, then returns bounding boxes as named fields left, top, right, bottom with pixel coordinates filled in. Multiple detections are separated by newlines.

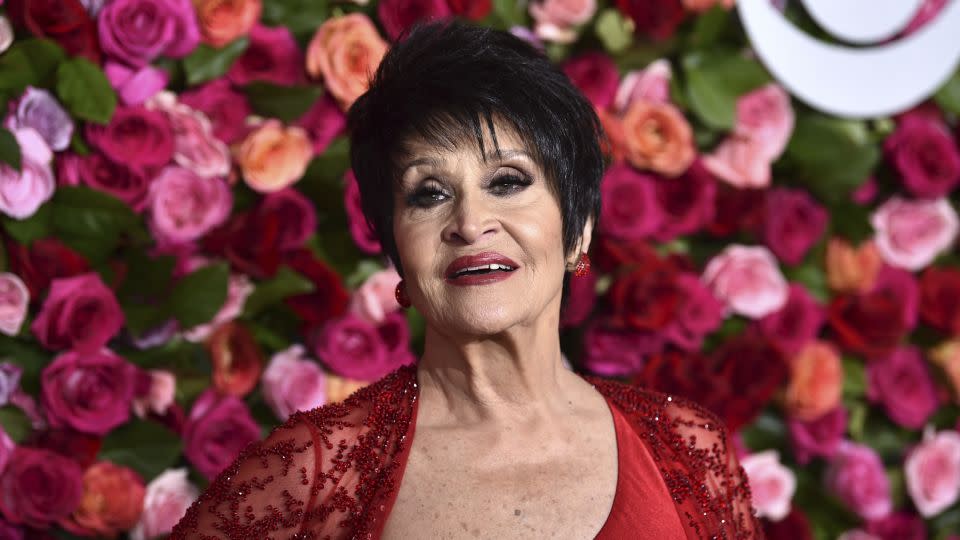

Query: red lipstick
left=444, top=252, right=520, bottom=286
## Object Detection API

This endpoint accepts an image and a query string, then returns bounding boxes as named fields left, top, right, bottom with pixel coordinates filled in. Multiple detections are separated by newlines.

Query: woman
left=171, top=19, right=761, bottom=540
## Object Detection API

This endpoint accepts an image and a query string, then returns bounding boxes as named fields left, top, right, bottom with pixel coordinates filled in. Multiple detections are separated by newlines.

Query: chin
left=436, top=302, right=521, bottom=337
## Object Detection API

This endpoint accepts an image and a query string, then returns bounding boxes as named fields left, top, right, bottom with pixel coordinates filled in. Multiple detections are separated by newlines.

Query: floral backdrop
left=0, top=0, right=958, bottom=538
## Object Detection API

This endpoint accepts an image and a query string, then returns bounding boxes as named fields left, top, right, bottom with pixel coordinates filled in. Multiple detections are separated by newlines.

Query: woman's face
left=393, top=121, right=589, bottom=337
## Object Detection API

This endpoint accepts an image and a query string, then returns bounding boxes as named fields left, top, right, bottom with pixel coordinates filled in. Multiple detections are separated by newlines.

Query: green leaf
left=0, top=127, right=21, bottom=171
left=0, top=407, right=32, bottom=443
left=50, top=187, right=140, bottom=263
left=0, top=334, right=53, bottom=396
left=682, top=49, right=771, bottom=129
left=1, top=202, right=53, bottom=244
left=934, top=69, right=960, bottom=115
left=687, top=5, right=730, bottom=49
left=167, top=262, right=230, bottom=328
left=243, top=82, right=323, bottom=123
left=841, top=356, right=867, bottom=399
left=739, top=409, right=788, bottom=453
left=243, top=265, right=315, bottom=317
left=98, top=420, right=182, bottom=480
left=56, top=57, right=117, bottom=124
left=0, top=38, right=66, bottom=93
left=182, top=37, right=250, bottom=86
left=783, top=262, right=828, bottom=303
left=595, top=8, right=633, bottom=54
left=261, top=0, right=330, bottom=41
left=782, top=114, right=880, bottom=204
left=491, top=0, right=528, bottom=28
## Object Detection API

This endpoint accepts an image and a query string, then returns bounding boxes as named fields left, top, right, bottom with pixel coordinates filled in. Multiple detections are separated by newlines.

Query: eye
left=406, top=183, right=449, bottom=208
left=489, top=173, right=532, bottom=196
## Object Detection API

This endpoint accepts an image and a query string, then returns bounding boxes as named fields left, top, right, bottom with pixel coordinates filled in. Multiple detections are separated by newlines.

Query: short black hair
left=346, top=18, right=606, bottom=281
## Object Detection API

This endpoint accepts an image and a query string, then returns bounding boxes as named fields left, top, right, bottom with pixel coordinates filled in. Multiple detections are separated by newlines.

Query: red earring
left=395, top=280, right=411, bottom=308
left=573, top=253, right=591, bottom=277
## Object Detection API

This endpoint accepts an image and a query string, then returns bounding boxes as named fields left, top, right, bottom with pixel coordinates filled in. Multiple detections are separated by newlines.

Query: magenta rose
left=757, top=283, right=825, bottom=357
left=148, top=166, right=233, bottom=245
left=884, top=114, right=960, bottom=198
left=85, top=105, right=175, bottom=169
left=865, top=512, right=927, bottom=540
left=313, top=312, right=408, bottom=381
left=182, top=389, right=260, bottom=480
left=40, top=349, right=136, bottom=435
left=257, top=188, right=317, bottom=251
left=560, top=269, right=597, bottom=328
left=825, top=441, right=892, bottom=520
left=905, top=429, right=960, bottom=517
left=871, top=196, right=959, bottom=271
left=296, top=94, right=346, bottom=155
left=649, top=160, right=716, bottom=241
left=598, top=163, right=661, bottom=240
left=762, top=187, right=828, bottom=265
left=702, top=244, right=789, bottom=319
left=31, top=272, right=124, bottom=352
left=12, top=86, right=73, bottom=151
left=261, top=344, right=327, bottom=421
left=867, top=347, right=938, bottom=429
left=0, top=446, right=83, bottom=528
left=562, top=51, right=619, bottom=109
left=98, top=0, right=200, bottom=67
left=104, top=61, right=169, bottom=106
left=378, top=0, right=453, bottom=40
left=228, top=24, right=303, bottom=86
left=344, top=169, right=381, bottom=254
left=663, top=273, right=723, bottom=351
left=788, top=405, right=847, bottom=465
left=79, top=152, right=154, bottom=212
left=0, top=127, right=55, bottom=220
left=376, top=311, right=417, bottom=368
left=581, top=321, right=663, bottom=377
left=180, top=79, right=253, bottom=145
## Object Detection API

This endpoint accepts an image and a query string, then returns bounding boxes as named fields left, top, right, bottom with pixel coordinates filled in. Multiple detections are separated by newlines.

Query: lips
left=444, top=252, right=520, bottom=284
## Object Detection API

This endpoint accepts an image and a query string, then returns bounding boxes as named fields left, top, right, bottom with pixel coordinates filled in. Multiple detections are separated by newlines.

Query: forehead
left=399, top=118, right=530, bottom=169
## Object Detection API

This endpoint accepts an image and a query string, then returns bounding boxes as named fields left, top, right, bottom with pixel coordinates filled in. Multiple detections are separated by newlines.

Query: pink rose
left=228, top=24, right=303, bottom=86
left=740, top=450, right=796, bottom=521
left=905, top=428, right=960, bottom=517
left=788, top=405, right=847, bottom=465
left=582, top=322, right=662, bottom=377
left=871, top=196, right=959, bottom=271
left=98, top=0, right=200, bottom=67
left=179, top=79, right=253, bottom=145
left=344, top=169, right=381, bottom=253
left=599, top=163, right=661, bottom=240
left=867, top=347, right=938, bottom=429
left=261, top=344, right=327, bottom=421
left=0, top=273, right=28, bottom=336
left=757, top=284, right=825, bottom=357
left=377, top=0, right=453, bottom=41
left=85, top=105, right=175, bottom=169
left=181, top=272, right=253, bottom=342
left=562, top=51, right=619, bottom=109
left=702, top=134, right=772, bottom=188
left=0, top=127, right=55, bottom=219
left=529, top=0, right=597, bottom=43
left=296, top=94, right=346, bottom=155
left=77, top=152, right=154, bottom=212
left=148, top=166, right=233, bottom=245
left=0, top=447, right=83, bottom=528
left=349, top=267, right=401, bottom=324
left=560, top=269, right=598, bottom=328
left=702, top=245, right=789, bottom=319
left=31, top=273, right=124, bottom=352
left=884, top=111, right=960, bottom=198
left=663, top=273, right=723, bottom=351
left=734, top=84, right=794, bottom=160
left=12, top=86, right=73, bottom=151
left=313, top=312, right=411, bottom=381
left=826, top=441, right=892, bottom=520
left=183, top=389, right=260, bottom=480
left=40, top=349, right=136, bottom=435
left=132, top=369, right=176, bottom=418
left=149, top=92, right=230, bottom=179
left=613, top=59, right=672, bottom=113
left=838, top=531, right=880, bottom=540
left=762, top=187, right=827, bottom=265
left=129, top=468, right=199, bottom=540
left=104, top=61, right=169, bottom=106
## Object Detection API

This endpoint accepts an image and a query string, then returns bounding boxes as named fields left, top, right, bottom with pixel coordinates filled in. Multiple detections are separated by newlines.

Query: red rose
left=562, top=51, right=620, bottom=109
left=258, top=189, right=317, bottom=252
left=762, top=508, right=814, bottom=540
left=446, top=0, right=491, bottom=20
left=635, top=335, right=788, bottom=431
left=203, top=212, right=283, bottom=279
left=649, top=160, right=716, bottom=242
left=378, top=0, right=453, bottom=41
left=761, top=187, right=828, bottom=265
left=0, top=447, right=84, bottom=529
left=31, top=273, right=125, bottom=353
left=41, top=349, right=136, bottom=435
left=582, top=320, right=663, bottom=377
left=206, top=322, right=264, bottom=398
left=78, top=152, right=155, bottom=212
left=708, top=183, right=765, bottom=238
left=5, top=0, right=101, bottom=62
left=85, top=105, right=175, bottom=169
left=829, top=266, right=918, bottom=359
left=607, top=262, right=682, bottom=331
left=593, top=236, right=659, bottom=274
left=23, top=429, right=102, bottom=469
left=284, top=248, right=350, bottom=331
left=919, top=267, right=960, bottom=335
left=180, top=79, right=253, bottom=145
left=615, top=0, right=686, bottom=40
left=3, top=236, right=89, bottom=301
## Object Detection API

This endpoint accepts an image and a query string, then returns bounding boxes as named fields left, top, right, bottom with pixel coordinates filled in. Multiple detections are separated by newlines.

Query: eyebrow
left=401, top=149, right=531, bottom=174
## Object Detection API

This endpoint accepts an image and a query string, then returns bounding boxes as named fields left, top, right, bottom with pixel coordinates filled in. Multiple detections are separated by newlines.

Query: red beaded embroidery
left=170, top=365, right=762, bottom=539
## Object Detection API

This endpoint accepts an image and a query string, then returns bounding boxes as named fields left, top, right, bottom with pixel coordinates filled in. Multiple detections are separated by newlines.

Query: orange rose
left=683, top=0, right=735, bottom=13
left=326, top=373, right=368, bottom=403
left=63, top=461, right=145, bottom=538
left=597, top=107, right=627, bottom=163
left=306, top=13, right=388, bottom=111
left=826, top=237, right=882, bottom=294
left=784, top=341, right=843, bottom=421
left=193, top=0, right=261, bottom=47
left=207, top=321, right=264, bottom=397
left=235, top=119, right=313, bottom=193
left=621, top=100, right=695, bottom=177
left=931, top=340, right=960, bottom=403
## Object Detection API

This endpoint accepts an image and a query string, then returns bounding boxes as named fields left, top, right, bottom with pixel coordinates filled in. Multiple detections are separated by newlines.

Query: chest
left=380, top=419, right=619, bottom=540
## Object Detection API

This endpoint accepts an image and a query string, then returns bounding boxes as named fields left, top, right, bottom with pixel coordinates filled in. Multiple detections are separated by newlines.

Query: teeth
left=454, top=263, right=515, bottom=276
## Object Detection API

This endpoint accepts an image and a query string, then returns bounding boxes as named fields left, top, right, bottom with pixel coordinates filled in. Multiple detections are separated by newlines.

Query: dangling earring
left=573, top=252, right=591, bottom=277
left=395, top=280, right=411, bottom=308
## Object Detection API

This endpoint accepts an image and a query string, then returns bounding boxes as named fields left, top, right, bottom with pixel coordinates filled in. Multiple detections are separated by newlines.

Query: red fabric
left=171, top=365, right=762, bottom=539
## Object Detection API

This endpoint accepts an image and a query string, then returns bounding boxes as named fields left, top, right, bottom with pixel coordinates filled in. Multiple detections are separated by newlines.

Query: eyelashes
left=404, top=173, right=533, bottom=208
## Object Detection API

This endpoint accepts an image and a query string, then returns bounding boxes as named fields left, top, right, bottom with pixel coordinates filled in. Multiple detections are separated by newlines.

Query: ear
left=568, top=216, right=594, bottom=266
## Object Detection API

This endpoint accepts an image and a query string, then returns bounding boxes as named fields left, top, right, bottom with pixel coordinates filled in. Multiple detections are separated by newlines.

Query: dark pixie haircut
left=346, top=18, right=606, bottom=278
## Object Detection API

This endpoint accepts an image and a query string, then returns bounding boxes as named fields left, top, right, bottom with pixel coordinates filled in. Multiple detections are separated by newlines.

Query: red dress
left=170, top=365, right=762, bottom=539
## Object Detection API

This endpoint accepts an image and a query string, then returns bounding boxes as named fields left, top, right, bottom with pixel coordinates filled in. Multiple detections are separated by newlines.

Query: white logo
left=737, top=0, right=960, bottom=118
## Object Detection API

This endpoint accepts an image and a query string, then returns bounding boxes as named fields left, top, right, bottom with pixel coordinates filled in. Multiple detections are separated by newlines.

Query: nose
left=442, top=191, right=500, bottom=245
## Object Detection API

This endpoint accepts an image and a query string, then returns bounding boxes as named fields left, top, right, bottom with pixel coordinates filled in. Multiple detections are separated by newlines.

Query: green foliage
left=595, top=9, right=633, bottom=54
left=243, top=265, right=316, bottom=317
left=50, top=186, right=143, bottom=264
left=934, top=69, right=960, bottom=115
left=682, top=49, right=771, bottom=129
left=243, top=82, right=323, bottom=122
left=0, top=406, right=31, bottom=443
left=261, top=0, right=330, bottom=42
left=183, top=37, right=250, bottom=86
left=0, top=39, right=66, bottom=94
left=56, top=57, right=117, bottom=124
left=0, top=127, right=21, bottom=171
left=99, top=420, right=183, bottom=480
left=167, top=262, right=230, bottom=328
